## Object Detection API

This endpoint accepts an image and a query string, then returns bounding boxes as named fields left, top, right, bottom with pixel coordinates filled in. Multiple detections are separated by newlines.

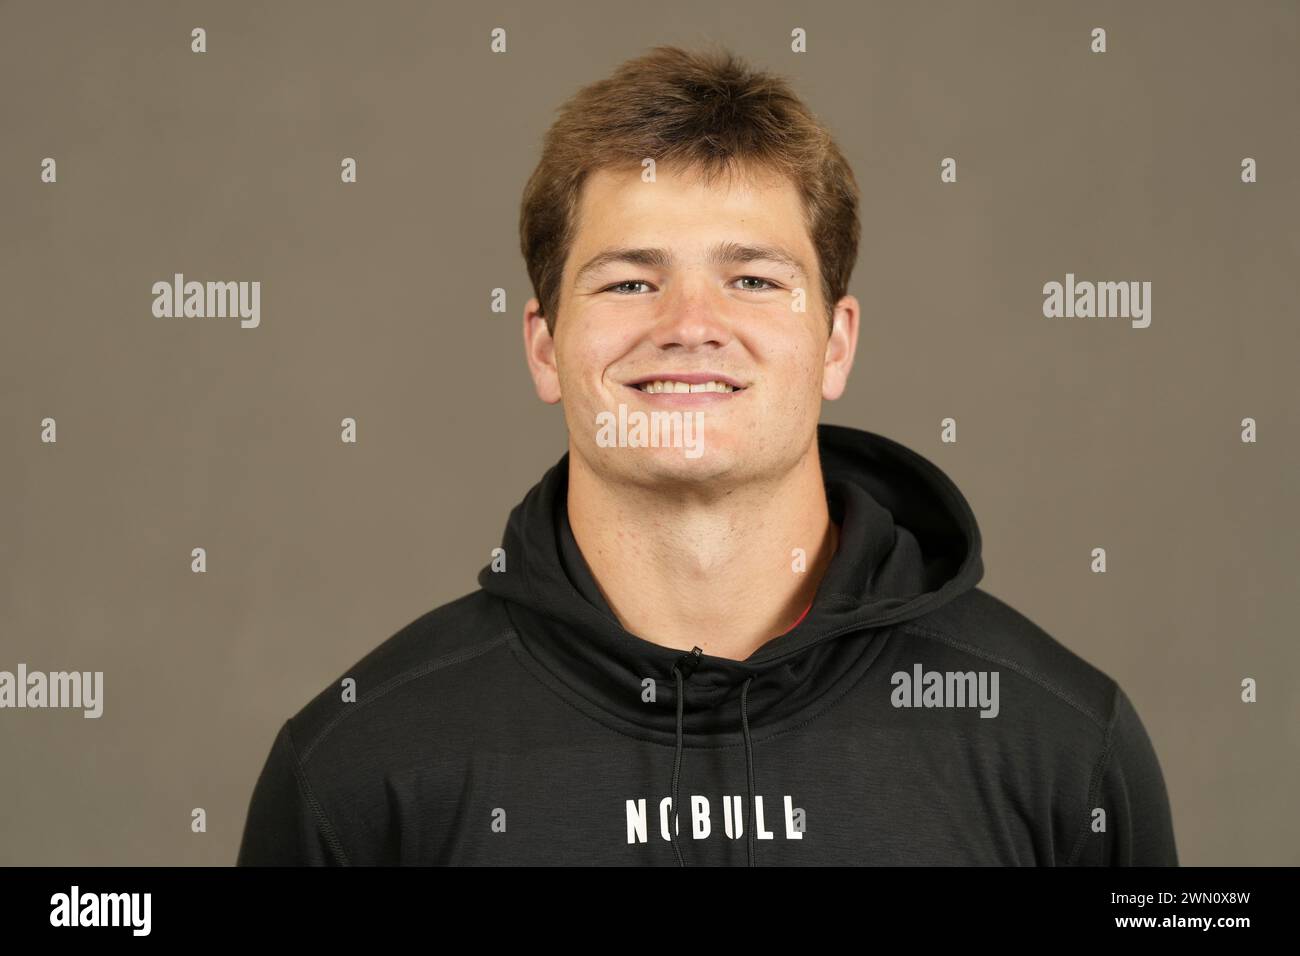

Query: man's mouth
left=623, top=372, right=746, bottom=395
left=631, top=379, right=741, bottom=394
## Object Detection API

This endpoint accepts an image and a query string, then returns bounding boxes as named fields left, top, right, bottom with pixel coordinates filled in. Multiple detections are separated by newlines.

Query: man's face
left=525, top=161, right=858, bottom=494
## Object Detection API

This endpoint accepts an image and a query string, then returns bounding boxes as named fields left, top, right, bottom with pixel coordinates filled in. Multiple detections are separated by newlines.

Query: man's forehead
left=571, top=164, right=814, bottom=278
left=573, top=240, right=811, bottom=286
left=582, top=161, right=798, bottom=204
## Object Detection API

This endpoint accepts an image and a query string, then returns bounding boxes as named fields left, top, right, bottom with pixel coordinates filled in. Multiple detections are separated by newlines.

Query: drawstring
left=740, top=675, right=756, bottom=868
left=668, top=649, right=698, bottom=868
left=668, top=647, right=760, bottom=867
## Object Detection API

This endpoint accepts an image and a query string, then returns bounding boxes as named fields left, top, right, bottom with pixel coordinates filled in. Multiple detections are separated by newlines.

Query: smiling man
left=237, top=45, right=1178, bottom=867
left=525, top=160, right=852, bottom=664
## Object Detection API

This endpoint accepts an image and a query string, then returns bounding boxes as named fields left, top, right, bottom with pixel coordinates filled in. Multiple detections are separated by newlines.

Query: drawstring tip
left=673, top=645, right=704, bottom=679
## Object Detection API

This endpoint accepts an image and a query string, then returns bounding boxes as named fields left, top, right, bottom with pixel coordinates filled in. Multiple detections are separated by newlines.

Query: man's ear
left=822, top=294, right=860, bottom=401
left=524, top=298, right=562, bottom=404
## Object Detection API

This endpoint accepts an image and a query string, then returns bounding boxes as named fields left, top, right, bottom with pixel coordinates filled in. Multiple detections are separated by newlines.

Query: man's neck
left=567, top=447, right=839, bottom=662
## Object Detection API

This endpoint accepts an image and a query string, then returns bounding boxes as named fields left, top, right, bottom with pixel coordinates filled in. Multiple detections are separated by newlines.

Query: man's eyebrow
left=573, top=241, right=809, bottom=285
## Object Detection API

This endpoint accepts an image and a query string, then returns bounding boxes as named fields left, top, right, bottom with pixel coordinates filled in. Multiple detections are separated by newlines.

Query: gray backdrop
left=1, top=0, right=1296, bottom=865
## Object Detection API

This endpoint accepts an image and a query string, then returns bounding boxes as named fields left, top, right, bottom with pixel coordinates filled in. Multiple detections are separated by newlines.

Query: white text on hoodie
left=626, top=795, right=804, bottom=843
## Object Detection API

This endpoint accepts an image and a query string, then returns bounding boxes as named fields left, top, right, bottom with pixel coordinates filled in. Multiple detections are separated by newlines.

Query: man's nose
left=650, top=280, right=732, bottom=349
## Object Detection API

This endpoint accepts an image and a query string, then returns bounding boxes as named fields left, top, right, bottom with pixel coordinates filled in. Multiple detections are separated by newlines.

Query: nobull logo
left=626, top=795, right=804, bottom=843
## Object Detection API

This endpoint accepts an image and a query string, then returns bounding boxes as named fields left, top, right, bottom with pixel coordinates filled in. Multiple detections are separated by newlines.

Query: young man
left=238, top=46, right=1177, bottom=866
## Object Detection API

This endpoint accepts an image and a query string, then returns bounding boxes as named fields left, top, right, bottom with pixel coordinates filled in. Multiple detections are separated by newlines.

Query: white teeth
left=636, top=380, right=737, bottom=393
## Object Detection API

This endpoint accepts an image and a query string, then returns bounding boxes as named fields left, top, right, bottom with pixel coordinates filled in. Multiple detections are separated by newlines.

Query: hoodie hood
left=477, top=422, right=984, bottom=865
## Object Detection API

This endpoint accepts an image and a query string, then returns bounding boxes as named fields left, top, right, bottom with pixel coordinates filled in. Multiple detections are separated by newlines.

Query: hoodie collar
left=478, top=423, right=984, bottom=864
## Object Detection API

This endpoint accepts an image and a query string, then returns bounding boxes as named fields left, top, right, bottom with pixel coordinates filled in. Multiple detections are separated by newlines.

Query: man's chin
left=592, top=445, right=743, bottom=489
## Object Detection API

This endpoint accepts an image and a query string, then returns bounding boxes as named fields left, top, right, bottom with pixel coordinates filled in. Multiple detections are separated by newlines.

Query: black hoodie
left=237, top=423, right=1178, bottom=866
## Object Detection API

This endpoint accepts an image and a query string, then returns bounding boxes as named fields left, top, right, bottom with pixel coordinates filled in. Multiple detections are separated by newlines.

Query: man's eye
left=601, top=277, right=780, bottom=294
left=603, top=280, right=653, bottom=294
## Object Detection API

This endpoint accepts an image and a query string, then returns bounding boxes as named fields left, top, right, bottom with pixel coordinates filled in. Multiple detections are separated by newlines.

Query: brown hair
left=519, top=44, right=861, bottom=336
